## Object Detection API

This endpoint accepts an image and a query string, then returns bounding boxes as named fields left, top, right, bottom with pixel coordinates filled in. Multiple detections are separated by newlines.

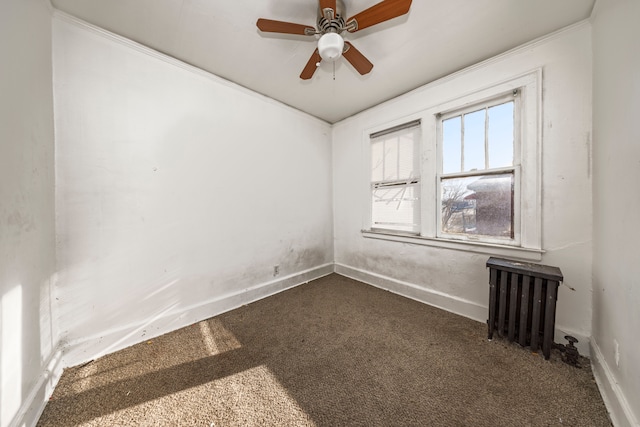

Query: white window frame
left=362, top=70, right=542, bottom=261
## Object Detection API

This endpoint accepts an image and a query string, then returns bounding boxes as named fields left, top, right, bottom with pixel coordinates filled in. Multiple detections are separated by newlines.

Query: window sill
left=361, top=230, right=543, bottom=261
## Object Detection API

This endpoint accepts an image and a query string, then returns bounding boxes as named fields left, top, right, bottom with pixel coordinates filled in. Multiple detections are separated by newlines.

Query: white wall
left=591, top=0, right=640, bottom=425
left=0, top=1, right=61, bottom=426
left=333, top=24, right=593, bottom=353
left=53, top=14, right=334, bottom=367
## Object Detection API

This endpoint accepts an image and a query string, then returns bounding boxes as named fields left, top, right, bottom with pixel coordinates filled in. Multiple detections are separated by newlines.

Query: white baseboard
left=591, top=338, right=639, bottom=427
left=334, top=263, right=487, bottom=323
left=62, top=263, right=334, bottom=368
left=10, top=348, right=64, bottom=427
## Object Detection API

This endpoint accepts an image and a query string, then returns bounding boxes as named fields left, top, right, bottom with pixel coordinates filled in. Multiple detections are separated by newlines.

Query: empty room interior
left=1, top=0, right=639, bottom=425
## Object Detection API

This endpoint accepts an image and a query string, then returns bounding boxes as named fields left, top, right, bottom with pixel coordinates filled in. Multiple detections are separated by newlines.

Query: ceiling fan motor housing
left=317, top=0, right=346, bottom=34
left=317, top=15, right=346, bottom=33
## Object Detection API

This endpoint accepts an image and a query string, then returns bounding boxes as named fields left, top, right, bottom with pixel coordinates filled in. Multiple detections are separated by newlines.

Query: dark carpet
left=38, top=274, right=611, bottom=426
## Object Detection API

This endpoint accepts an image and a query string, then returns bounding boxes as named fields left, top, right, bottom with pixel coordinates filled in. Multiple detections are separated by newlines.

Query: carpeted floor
left=38, top=274, right=612, bottom=426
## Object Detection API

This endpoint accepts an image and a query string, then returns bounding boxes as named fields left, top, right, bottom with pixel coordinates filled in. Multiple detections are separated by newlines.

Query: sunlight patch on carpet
left=199, top=319, right=241, bottom=356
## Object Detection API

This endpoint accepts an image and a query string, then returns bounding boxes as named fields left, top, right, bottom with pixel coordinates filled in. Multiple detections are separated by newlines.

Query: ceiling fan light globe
left=318, top=33, right=344, bottom=62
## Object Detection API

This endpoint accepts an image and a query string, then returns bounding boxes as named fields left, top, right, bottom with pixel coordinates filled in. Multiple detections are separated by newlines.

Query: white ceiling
left=51, top=0, right=595, bottom=123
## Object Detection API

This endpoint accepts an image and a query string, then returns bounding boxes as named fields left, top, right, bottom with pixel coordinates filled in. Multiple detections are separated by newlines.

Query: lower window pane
left=372, top=184, right=419, bottom=233
left=441, top=173, right=513, bottom=238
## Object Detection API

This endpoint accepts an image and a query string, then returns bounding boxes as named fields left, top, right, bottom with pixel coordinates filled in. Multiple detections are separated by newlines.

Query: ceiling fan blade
left=319, top=0, right=337, bottom=20
left=257, top=18, right=316, bottom=36
left=345, top=0, right=412, bottom=33
left=342, top=42, right=373, bottom=75
left=300, top=49, right=322, bottom=80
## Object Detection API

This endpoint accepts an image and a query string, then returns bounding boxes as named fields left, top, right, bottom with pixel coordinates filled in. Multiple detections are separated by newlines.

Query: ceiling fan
left=256, top=0, right=412, bottom=79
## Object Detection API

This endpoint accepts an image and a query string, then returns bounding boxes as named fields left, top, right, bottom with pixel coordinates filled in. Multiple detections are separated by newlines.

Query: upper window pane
left=372, top=129, right=419, bottom=182
left=371, top=140, right=384, bottom=181
left=441, top=99, right=515, bottom=175
left=442, top=117, right=461, bottom=174
left=398, top=134, right=415, bottom=178
left=488, top=102, right=514, bottom=168
left=383, top=138, right=399, bottom=180
left=463, top=109, right=485, bottom=172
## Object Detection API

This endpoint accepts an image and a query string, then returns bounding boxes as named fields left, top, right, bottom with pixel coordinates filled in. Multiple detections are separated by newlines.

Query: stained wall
left=53, top=14, right=334, bottom=367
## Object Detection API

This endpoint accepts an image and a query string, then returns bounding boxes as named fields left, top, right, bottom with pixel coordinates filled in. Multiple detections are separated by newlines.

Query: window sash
left=436, top=91, right=521, bottom=246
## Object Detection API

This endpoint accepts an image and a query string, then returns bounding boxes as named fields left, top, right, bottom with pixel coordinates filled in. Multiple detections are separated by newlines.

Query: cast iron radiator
left=486, top=257, right=563, bottom=359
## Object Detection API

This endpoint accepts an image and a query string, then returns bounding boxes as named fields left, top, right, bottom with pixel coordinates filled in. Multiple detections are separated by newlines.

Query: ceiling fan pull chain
left=333, top=61, right=336, bottom=80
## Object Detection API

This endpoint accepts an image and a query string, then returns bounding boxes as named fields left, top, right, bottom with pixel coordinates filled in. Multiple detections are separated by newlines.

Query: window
left=363, top=71, right=541, bottom=260
left=438, top=93, right=518, bottom=245
left=370, top=120, right=421, bottom=234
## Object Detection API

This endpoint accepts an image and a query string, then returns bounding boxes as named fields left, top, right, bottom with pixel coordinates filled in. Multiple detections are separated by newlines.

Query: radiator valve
left=561, top=335, right=581, bottom=368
